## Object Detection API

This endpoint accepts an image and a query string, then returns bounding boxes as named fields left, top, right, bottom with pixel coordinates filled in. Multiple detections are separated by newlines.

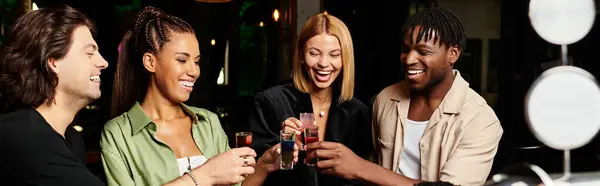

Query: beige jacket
left=372, top=71, right=503, bottom=186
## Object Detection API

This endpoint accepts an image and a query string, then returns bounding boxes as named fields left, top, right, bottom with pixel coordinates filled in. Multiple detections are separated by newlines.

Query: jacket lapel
left=290, top=86, right=313, bottom=117
left=325, top=103, right=347, bottom=143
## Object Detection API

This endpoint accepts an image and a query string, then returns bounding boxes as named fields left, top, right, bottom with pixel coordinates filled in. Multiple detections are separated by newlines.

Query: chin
left=313, top=81, right=334, bottom=89
left=87, top=92, right=102, bottom=100
left=172, top=94, right=191, bottom=103
left=409, top=83, right=426, bottom=92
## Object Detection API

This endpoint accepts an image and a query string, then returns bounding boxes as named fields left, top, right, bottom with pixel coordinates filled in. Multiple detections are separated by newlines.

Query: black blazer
left=249, top=83, right=373, bottom=186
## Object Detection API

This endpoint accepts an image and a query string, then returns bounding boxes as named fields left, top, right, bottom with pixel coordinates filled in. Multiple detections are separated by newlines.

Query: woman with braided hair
left=101, top=6, right=296, bottom=186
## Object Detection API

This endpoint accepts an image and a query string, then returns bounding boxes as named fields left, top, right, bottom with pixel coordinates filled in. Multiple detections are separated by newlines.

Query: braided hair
left=111, top=6, right=195, bottom=117
left=401, top=7, right=466, bottom=54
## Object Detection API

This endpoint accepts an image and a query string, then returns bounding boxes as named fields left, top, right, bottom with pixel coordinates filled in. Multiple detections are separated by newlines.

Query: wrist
left=256, top=157, right=273, bottom=174
left=191, top=167, right=214, bottom=185
left=184, top=172, right=199, bottom=186
left=355, top=158, right=373, bottom=181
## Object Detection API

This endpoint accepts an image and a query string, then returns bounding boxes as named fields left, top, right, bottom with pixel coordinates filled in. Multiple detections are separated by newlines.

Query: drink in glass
left=299, top=113, right=315, bottom=150
left=236, top=132, right=252, bottom=148
left=280, top=130, right=295, bottom=170
left=304, top=127, right=319, bottom=166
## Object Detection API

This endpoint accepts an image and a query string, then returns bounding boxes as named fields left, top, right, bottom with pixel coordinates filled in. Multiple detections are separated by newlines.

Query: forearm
left=163, top=172, right=212, bottom=186
left=357, top=159, right=421, bottom=186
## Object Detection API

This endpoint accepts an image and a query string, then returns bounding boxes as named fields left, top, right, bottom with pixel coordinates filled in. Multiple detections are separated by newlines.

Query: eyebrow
left=175, top=52, right=201, bottom=59
left=414, top=44, right=433, bottom=49
left=406, top=42, right=440, bottom=51
left=308, top=47, right=321, bottom=52
left=83, top=44, right=98, bottom=51
left=308, top=47, right=340, bottom=53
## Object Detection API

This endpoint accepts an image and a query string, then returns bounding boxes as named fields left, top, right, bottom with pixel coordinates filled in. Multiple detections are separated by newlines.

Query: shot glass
left=280, top=130, right=296, bottom=170
left=304, top=126, right=319, bottom=166
left=299, top=113, right=316, bottom=150
left=235, top=132, right=252, bottom=148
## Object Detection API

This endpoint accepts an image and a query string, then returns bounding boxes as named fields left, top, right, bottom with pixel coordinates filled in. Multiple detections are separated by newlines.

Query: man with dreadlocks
left=305, top=7, right=502, bottom=186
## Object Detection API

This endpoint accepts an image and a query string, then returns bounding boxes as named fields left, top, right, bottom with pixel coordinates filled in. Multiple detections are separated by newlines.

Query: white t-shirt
left=177, top=155, right=207, bottom=176
left=397, top=119, right=428, bottom=179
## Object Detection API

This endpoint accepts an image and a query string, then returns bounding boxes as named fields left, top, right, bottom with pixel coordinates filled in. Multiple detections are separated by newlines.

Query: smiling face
left=401, top=26, right=460, bottom=91
left=55, top=25, right=108, bottom=103
left=303, top=33, right=343, bottom=90
left=148, top=32, right=201, bottom=103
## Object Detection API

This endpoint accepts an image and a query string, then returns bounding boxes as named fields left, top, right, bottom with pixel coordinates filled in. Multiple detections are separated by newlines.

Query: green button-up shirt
left=100, top=102, right=232, bottom=186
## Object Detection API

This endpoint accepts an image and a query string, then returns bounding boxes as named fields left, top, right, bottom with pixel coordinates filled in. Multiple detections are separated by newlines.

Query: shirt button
left=420, top=143, right=425, bottom=148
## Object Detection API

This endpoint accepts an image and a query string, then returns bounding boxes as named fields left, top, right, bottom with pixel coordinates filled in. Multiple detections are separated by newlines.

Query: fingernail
left=296, top=131, right=301, bottom=135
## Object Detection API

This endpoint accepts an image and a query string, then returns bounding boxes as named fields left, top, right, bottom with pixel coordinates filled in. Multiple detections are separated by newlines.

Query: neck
left=140, top=82, right=183, bottom=121
left=411, top=71, right=455, bottom=106
left=35, top=91, right=88, bottom=137
left=310, top=86, right=332, bottom=101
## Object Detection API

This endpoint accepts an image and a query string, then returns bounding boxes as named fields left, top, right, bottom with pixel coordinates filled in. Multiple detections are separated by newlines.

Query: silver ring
left=243, top=156, right=249, bottom=167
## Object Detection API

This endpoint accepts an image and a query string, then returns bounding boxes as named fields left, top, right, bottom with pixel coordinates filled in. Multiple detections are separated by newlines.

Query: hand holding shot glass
left=281, top=113, right=317, bottom=149
left=235, top=132, right=253, bottom=177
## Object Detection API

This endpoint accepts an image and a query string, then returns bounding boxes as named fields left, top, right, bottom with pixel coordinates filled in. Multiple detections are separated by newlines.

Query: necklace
left=310, top=91, right=330, bottom=117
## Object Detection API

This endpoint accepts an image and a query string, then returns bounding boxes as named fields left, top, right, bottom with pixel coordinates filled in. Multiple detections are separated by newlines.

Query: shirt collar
left=390, top=70, right=469, bottom=114
left=129, top=102, right=205, bottom=135
left=439, top=70, right=469, bottom=114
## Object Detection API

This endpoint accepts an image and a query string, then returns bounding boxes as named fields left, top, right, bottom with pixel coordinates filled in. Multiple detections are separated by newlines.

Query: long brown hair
left=0, top=5, right=94, bottom=112
left=111, top=6, right=194, bottom=118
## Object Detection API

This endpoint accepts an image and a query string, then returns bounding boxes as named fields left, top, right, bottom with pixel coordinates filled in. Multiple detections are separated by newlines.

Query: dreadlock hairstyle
left=111, top=6, right=194, bottom=118
left=401, top=7, right=466, bottom=56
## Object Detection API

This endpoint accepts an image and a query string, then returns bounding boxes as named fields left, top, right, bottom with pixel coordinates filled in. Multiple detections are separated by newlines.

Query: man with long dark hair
left=0, top=5, right=108, bottom=185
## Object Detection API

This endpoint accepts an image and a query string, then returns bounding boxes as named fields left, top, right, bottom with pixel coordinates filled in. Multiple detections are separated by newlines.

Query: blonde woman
left=249, top=13, right=372, bottom=186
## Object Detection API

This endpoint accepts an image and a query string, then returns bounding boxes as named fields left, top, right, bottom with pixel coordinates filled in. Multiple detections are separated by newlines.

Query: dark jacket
left=250, top=83, right=373, bottom=186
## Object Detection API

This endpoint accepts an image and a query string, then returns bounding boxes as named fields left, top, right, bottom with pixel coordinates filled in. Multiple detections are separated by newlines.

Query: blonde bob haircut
left=292, top=13, right=355, bottom=104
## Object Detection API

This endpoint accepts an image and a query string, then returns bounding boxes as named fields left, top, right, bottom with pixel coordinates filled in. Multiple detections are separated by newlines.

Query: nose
left=96, top=53, right=108, bottom=70
left=187, top=61, right=200, bottom=79
left=317, top=56, right=330, bottom=68
left=403, top=50, right=418, bottom=66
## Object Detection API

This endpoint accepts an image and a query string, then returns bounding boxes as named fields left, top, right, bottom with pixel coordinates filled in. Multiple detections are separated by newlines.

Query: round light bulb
left=529, top=0, right=595, bottom=45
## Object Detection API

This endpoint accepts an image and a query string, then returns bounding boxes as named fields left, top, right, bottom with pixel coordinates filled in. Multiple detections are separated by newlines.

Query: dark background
left=2, top=0, right=600, bottom=182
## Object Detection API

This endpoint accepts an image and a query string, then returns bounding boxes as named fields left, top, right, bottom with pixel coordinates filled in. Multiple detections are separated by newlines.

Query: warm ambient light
left=217, top=67, right=225, bottom=85
left=324, top=11, right=328, bottom=14
left=32, top=2, right=39, bottom=11
left=259, top=21, right=264, bottom=27
left=273, top=9, right=280, bottom=22
left=73, top=125, right=83, bottom=132
left=211, top=39, right=216, bottom=46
